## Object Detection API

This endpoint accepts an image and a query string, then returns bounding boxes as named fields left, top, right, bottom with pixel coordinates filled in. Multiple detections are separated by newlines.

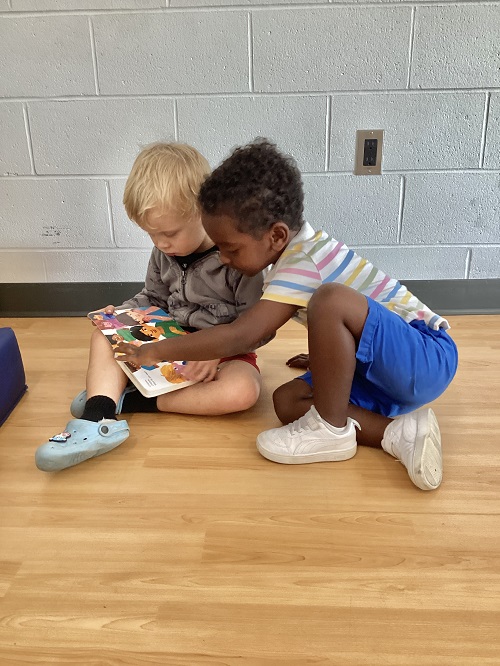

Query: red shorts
left=219, top=352, right=259, bottom=372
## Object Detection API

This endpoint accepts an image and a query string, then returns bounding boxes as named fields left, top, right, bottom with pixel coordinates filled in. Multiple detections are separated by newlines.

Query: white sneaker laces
left=289, top=413, right=314, bottom=436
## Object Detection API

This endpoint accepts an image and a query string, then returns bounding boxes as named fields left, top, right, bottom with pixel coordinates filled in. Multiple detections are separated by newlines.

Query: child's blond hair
left=123, top=142, right=211, bottom=226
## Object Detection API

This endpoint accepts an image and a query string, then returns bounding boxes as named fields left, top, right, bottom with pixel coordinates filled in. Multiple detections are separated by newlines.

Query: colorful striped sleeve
left=261, top=251, right=322, bottom=308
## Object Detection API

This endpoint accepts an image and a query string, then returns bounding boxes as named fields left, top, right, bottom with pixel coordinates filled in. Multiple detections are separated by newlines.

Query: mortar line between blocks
left=4, top=168, right=500, bottom=181
left=479, top=92, right=491, bottom=168
left=325, top=96, right=332, bottom=172
left=88, top=17, right=100, bottom=95
left=3, top=2, right=500, bottom=17
left=2, top=89, right=500, bottom=103
left=41, top=255, right=48, bottom=282
left=22, top=103, right=36, bottom=175
left=3, top=244, right=496, bottom=254
left=406, top=7, right=416, bottom=89
left=465, top=248, right=472, bottom=278
left=173, top=99, right=179, bottom=141
left=248, top=13, right=254, bottom=93
left=105, top=181, right=117, bottom=248
left=397, top=175, right=406, bottom=244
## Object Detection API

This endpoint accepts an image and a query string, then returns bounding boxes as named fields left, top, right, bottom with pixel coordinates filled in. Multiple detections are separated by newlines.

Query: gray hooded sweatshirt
left=119, top=247, right=264, bottom=332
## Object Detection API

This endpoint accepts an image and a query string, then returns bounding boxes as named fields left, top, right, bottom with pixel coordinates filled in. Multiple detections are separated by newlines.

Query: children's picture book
left=88, top=306, right=195, bottom=398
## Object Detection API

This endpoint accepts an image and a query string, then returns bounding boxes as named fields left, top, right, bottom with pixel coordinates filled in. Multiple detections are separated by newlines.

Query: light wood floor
left=0, top=315, right=499, bottom=665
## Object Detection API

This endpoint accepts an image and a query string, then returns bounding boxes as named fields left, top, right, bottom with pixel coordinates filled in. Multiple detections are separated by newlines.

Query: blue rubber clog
left=35, top=418, right=130, bottom=472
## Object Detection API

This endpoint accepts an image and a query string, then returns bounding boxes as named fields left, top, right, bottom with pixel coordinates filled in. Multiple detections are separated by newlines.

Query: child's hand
left=89, top=305, right=116, bottom=315
left=180, top=359, right=220, bottom=383
left=115, top=340, right=161, bottom=368
left=286, top=353, right=309, bottom=369
left=88, top=305, right=116, bottom=324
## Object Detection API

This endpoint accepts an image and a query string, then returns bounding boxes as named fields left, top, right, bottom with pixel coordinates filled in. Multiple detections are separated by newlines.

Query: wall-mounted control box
left=354, top=129, right=384, bottom=175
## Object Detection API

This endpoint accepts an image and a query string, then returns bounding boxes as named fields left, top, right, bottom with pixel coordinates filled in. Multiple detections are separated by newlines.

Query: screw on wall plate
left=354, top=129, right=384, bottom=175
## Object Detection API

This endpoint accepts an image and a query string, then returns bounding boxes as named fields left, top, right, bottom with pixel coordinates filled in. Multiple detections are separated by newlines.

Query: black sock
left=120, top=390, right=159, bottom=414
left=81, top=395, right=117, bottom=422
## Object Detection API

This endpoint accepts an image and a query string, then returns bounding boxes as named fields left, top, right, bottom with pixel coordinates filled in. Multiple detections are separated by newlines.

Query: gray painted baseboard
left=0, top=280, right=499, bottom=317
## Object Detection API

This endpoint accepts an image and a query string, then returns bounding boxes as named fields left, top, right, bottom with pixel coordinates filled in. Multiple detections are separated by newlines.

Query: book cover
left=88, top=306, right=195, bottom=398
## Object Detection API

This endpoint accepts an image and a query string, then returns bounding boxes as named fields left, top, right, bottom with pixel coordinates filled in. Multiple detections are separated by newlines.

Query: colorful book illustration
left=88, top=306, right=195, bottom=398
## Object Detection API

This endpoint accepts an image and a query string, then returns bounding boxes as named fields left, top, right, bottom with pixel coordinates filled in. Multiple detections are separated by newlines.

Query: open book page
left=87, top=307, right=196, bottom=398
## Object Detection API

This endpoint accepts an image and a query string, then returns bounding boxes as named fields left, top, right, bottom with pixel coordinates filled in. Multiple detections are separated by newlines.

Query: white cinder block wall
left=1, top=0, right=499, bottom=284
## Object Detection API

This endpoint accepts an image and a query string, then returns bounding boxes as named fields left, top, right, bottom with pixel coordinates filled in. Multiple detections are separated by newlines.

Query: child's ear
left=269, top=222, right=291, bottom=250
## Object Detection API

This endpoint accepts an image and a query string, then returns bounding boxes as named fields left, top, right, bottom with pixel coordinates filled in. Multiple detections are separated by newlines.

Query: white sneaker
left=382, top=408, right=442, bottom=491
left=256, top=406, right=359, bottom=465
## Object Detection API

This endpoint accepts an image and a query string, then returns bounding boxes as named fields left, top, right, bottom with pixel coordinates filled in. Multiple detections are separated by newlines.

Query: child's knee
left=309, top=283, right=347, bottom=309
left=273, top=380, right=307, bottom=423
left=89, top=326, right=116, bottom=361
left=91, top=325, right=112, bottom=349
left=91, top=326, right=103, bottom=342
left=227, top=375, right=261, bottom=412
left=308, top=283, right=368, bottom=333
left=272, top=383, right=289, bottom=412
left=218, top=365, right=261, bottom=413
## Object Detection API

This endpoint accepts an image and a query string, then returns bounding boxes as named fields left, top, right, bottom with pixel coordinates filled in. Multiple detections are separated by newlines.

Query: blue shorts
left=298, top=297, right=458, bottom=418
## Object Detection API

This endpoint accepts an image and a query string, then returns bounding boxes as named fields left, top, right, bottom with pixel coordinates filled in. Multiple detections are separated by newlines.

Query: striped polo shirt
left=261, top=222, right=449, bottom=331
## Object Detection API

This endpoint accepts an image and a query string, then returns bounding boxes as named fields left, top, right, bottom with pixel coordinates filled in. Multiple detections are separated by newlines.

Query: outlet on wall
left=354, top=129, right=384, bottom=175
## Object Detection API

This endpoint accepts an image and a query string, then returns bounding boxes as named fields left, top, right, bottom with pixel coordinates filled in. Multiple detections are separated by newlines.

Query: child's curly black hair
left=198, top=138, right=304, bottom=236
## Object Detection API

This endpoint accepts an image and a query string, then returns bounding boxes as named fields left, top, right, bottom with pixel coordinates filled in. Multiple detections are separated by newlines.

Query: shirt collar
left=263, top=221, right=318, bottom=288
left=288, top=221, right=316, bottom=247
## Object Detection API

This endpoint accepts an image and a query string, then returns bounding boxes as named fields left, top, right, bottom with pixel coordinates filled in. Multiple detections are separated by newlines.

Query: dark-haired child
left=117, top=139, right=458, bottom=491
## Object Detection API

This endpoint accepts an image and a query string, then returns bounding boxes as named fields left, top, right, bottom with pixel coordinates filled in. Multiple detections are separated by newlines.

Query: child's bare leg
left=273, top=378, right=390, bottom=448
left=273, top=378, right=311, bottom=424
left=260, top=283, right=443, bottom=489
left=157, top=360, right=261, bottom=415
left=346, top=405, right=390, bottom=448
left=35, top=327, right=131, bottom=472
left=256, top=283, right=368, bottom=465
left=306, top=283, right=368, bottom=426
left=86, top=327, right=128, bottom=403
left=306, top=284, right=400, bottom=445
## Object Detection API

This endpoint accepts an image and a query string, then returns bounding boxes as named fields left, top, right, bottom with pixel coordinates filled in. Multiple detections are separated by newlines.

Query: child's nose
left=154, top=239, right=169, bottom=251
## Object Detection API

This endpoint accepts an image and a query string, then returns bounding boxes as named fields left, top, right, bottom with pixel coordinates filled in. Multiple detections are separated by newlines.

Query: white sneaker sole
left=408, top=408, right=442, bottom=490
left=256, top=437, right=357, bottom=465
